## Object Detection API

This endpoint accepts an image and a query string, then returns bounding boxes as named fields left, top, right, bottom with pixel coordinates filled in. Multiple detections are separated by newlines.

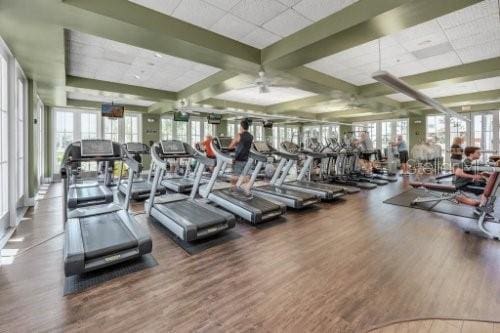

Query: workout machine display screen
left=161, top=140, right=186, bottom=154
left=101, top=104, right=125, bottom=118
left=254, top=141, right=271, bottom=153
left=218, top=137, right=233, bottom=149
left=81, top=139, right=115, bottom=157
left=126, top=143, right=147, bottom=154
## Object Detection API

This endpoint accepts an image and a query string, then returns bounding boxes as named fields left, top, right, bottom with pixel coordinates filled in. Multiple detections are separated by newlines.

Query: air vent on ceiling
left=411, top=42, right=454, bottom=59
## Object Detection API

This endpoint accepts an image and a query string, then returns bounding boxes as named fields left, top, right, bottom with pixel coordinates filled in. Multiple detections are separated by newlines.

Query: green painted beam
left=66, top=76, right=177, bottom=102
left=263, top=0, right=480, bottom=70
left=265, top=95, right=333, bottom=114
left=403, top=89, right=500, bottom=109
left=450, top=102, right=500, bottom=113
left=63, top=0, right=261, bottom=73
left=66, top=98, right=149, bottom=112
left=203, top=98, right=266, bottom=113
left=179, top=73, right=256, bottom=104
left=361, top=57, right=500, bottom=97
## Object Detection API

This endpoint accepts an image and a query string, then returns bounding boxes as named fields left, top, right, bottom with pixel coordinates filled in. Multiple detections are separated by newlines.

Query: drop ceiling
left=128, top=0, right=359, bottom=48
left=66, top=30, right=221, bottom=92
left=215, top=87, right=316, bottom=106
left=305, top=0, right=500, bottom=86
left=67, top=91, right=156, bottom=107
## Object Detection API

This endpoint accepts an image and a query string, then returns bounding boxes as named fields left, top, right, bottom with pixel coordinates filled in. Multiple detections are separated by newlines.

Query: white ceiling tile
left=399, top=31, right=448, bottom=52
left=450, top=28, right=500, bottom=49
left=216, top=87, right=316, bottom=105
left=437, top=0, right=493, bottom=29
left=277, top=0, right=301, bottom=6
left=293, top=0, right=359, bottom=21
left=419, top=51, right=462, bottom=71
left=444, top=14, right=500, bottom=41
left=128, top=0, right=182, bottom=15
left=456, top=39, right=500, bottom=63
left=67, top=30, right=221, bottom=91
left=172, top=0, right=226, bottom=28
left=240, top=27, right=281, bottom=48
left=474, top=76, right=500, bottom=91
left=263, top=9, right=313, bottom=37
left=231, top=0, right=287, bottom=26
left=203, top=0, right=241, bottom=11
left=210, top=14, right=257, bottom=40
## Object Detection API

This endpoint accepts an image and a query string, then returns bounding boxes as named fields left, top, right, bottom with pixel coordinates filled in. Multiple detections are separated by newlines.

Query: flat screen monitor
left=207, top=113, right=222, bottom=124
left=263, top=121, right=273, bottom=128
left=101, top=104, right=124, bottom=118
left=173, top=111, right=190, bottom=122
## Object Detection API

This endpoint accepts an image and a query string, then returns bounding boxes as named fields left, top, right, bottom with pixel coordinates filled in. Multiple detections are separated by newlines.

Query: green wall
left=44, top=106, right=52, bottom=178
left=141, top=114, right=160, bottom=170
left=27, top=79, right=39, bottom=198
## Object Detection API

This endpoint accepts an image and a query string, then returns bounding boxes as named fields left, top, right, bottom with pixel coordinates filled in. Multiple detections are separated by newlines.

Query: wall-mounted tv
left=101, top=104, right=125, bottom=118
left=173, top=111, right=190, bottom=122
left=207, top=113, right=222, bottom=124
left=263, top=121, right=273, bottom=128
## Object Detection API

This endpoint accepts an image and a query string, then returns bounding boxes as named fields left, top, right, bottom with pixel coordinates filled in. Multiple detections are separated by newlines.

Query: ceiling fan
left=172, top=99, right=201, bottom=116
left=236, top=69, right=286, bottom=93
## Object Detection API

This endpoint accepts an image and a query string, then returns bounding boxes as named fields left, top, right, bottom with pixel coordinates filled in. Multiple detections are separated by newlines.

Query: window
left=279, top=126, right=286, bottom=144
left=161, top=118, right=173, bottom=140
left=449, top=117, right=467, bottom=147
left=191, top=119, right=202, bottom=144
left=125, top=114, right=140, bottom=142
left=272, top=127, right=279, bottom=148
left=227, top=123, right=235, bottom=137
left=17, top=80, right=24, bottom=199
left=426, top=115, right=446, bottom=159
left=254, top=125, right=263, bottom=141
left=381, top=121, right=393, bottom=148
left=175, top=121, right=188, bottom=142
left=103, top=117, right=119, bottom=142
left=54, top=111, right=74, bottom=168
left=203, top=121, right=215, bottom=138
left=81, top=112, right=98, bottom=139
left=396, top=120, right=408, bottom=143
left=0, top=56, right=8, bottom=217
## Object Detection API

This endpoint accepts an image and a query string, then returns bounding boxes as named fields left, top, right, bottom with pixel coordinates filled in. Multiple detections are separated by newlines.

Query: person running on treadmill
left=359, top=131, right=374, bottom=175
left=199, top=134, right=215, bottom=172
left=454, top=146, right=490, bottom=206
left=228, top=120, right=253, bottom=196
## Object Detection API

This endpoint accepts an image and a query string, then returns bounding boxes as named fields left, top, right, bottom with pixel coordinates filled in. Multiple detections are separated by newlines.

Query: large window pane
left=176, top=122, right=188, bottom=142
left=55, top=111, right=74, bottom=167
left=191, top=120, right=201, bottom=144
left=161, top=118, right=173, bottom=140
left=81, top=112, right=98, bottom=139
left=125, top=114, right=140, bottom=143
left=103, top=117, right=119, bottom=142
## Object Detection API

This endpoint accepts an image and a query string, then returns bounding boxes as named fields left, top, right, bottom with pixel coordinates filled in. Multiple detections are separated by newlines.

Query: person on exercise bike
left=454, top=146, right=490, bottom=206
left=228, top=119, right=253, bottom=196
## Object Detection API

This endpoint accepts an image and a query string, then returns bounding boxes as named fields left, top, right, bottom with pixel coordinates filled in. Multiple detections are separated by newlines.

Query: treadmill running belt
left=256, top=185, right=316, bottom=199
left=154, top=200, right=227, bottom=228
left=218, top=189, right=281, bottom=212
left=287, top=181, right=343, bottom=192
left=81, top=213, right=137, bottom=260
left=76, top=186, right=104, bottom=201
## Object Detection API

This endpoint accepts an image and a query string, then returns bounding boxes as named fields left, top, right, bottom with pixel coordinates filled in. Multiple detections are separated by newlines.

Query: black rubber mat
left=64, top=254, right=158, bottom=296
left=383, top=188, right=478, bottom=219
left=150, top=217, right=243, bottom=255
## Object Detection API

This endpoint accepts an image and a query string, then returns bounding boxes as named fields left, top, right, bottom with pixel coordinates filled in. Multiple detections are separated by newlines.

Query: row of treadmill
left=60, top=137, right=393, bottom=277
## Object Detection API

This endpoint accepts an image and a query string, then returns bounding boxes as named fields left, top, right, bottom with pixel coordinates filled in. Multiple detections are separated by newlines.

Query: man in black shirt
left=229, top=120, right=253, bottom=195
left=454, top=146, right=489, bottom=206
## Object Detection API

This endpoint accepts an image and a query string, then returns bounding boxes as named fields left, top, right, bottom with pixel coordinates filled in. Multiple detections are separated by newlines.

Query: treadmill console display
left=254, top=141, right=271, bottom=153
left=282, top=141, right=299, bottom=154
left=81, top=139, right=115, bottom=157
left=218, top=137, right=233, bottom=149
left=161, top=140, right=186, bottom=155
left=126, top=142, right=148, bottom=154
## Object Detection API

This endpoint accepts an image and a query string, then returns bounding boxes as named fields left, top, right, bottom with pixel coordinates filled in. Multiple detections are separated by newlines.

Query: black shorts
left=233, top=160, right=247, bottom=176
left=361, top=153, right=372, bottom=161
left=399, top=150, right=409, bottom=163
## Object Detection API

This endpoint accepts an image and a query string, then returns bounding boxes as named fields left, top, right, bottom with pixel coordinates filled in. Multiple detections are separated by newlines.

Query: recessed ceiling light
left=134, top=75, right=141, bottom=79
left=154, top=53, right=163, bottom=58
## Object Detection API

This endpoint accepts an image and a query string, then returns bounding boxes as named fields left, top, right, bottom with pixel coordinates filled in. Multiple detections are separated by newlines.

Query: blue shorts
left=233, top=160, right=247, bottom=176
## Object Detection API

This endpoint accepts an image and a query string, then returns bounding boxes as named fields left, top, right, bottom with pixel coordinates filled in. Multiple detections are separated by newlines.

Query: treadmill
left=199, top=138, right=286, bottom=224
left=278, top=141, right=345, bottom=200
left=117, top=142, right=167, bottom=200
left=159, top=140, right=206, bottom=193
left=146, top=140, right=235, bottom=242
left=61, top=139, right=152, bottom=277
left=251, top=141, right=319, bottom=208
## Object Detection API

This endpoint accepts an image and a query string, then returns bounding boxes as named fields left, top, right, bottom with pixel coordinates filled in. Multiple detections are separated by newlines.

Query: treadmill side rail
left=63, top=219, right=85, bottom=277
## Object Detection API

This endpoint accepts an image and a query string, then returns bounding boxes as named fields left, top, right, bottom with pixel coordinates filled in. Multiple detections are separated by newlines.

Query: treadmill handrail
left=211, top=138, right=234, bottom=164
left=249, top=149, right=268, bottom=163
left=151, top=143, right=168, bottom=170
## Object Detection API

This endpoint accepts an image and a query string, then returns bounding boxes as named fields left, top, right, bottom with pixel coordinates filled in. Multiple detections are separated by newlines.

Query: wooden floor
left=370, top=319, right=500, bottom=332
left=1, top=179, right=500, bottom=332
